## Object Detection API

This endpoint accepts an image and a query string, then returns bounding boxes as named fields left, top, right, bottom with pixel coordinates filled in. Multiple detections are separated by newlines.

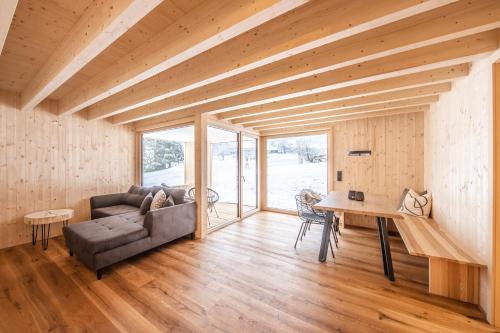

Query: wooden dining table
left=314, top=191, right=401, bottom=281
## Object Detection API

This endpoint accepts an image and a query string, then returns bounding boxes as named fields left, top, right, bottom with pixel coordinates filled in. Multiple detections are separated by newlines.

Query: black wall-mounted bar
left=348, top=150, right=371, bottom=156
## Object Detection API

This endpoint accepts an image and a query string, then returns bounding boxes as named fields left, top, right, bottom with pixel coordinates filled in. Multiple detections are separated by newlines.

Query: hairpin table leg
left=41, top=224, right=51, bottom=250
left=32, top=225, right=38, bottom=245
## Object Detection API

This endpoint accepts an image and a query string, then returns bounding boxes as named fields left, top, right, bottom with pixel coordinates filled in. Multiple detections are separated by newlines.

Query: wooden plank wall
left=0, top=89, right=135, bottom=249
left=331, top=112, right=425, bottom=229
left=424, top=54, right=500, bottom=321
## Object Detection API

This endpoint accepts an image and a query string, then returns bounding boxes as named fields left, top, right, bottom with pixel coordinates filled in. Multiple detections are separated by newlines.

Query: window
left=266, top=134, right=328, bottom=211
left=141, top=126, right=194, bottom=187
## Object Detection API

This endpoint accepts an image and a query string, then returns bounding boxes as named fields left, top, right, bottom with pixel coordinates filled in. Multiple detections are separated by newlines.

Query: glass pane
left=142, top=125, right=194, bottom=188
left=242, top=136, right=257, bottom=213
left=208, top=126, right=239, bottom=228
left=266, top=134, right=328, bottom=211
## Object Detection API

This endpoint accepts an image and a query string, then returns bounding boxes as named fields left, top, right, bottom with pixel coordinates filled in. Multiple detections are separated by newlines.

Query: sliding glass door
left=207, top=126, right=239, bottom=229
left=141, top=124, right=259, bottom=231
left=242, top=135, right=258, bottom=214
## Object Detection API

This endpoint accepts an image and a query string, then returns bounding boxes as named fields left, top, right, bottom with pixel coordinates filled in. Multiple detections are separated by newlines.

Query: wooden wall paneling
left=0, top=89, right=135, bottom=249
left=331, top=113, right=424, bottom=229
left=493, top=61, right=500, bottom=325
left=424, top=52, right=500, bottom=320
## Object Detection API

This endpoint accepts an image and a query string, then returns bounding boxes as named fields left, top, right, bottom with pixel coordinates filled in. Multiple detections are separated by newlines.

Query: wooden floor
left=0, top=212, right=497, bottom=332
left=208, top=202, right=256, bottom=228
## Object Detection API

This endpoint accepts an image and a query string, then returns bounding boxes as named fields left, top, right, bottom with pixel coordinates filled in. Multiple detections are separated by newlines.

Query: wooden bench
left=393, top=214, right=487, bottom=304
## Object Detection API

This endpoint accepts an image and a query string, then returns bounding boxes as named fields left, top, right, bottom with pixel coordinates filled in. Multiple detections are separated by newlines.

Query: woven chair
left=294, top=194, right=338, bottom=258
left=188, top=187, right=220, bottom=218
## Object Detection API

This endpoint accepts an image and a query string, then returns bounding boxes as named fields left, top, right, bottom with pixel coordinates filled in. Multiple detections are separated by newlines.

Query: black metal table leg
left=376, top=216, right=395, bottom=281
left=41, top=224, right=51, bottom=250
left=32, top=225, right=38, bottom=245
left=318, top=211, right=333, bottom=262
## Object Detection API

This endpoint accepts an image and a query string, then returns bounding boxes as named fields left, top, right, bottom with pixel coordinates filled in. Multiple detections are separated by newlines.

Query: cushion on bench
left=63, top=212, right=148, bottom=256
left=92, top=204, right=140, bottom=218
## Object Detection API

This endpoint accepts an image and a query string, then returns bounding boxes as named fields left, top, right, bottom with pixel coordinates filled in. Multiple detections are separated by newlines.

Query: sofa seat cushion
left=64, top=212, right=148, bottom=255
left=92, top=204, right=139, bottom=218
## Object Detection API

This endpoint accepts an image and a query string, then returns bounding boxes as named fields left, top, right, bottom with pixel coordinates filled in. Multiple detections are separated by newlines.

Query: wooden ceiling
left=1, top=0, right=499, bottom=135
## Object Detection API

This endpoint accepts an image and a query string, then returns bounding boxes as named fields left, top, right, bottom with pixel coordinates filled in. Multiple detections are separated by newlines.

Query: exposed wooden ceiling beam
left=57, top=0, right=308, bottom=116
left=19, top=0, right=163, bottom=112
left=260, top=124, right=333, bottom=137
left=86, top=0, right=457, bottom=120
left=218, top=65, right=466, bottom=121
left=0, top=0, right=18, bottom=55
left=133, top=109, right=197, bottom=132
left=258, top=105, right=429, bottom=135
left=251, top=96, right=438, bottom=129
left=132, top=64, right=467, bottom=128
left=113, top=30, right=496, bottom=125
left=135, top=115, right=196, bottom=133
left=233, top=83, right=450, bottom=125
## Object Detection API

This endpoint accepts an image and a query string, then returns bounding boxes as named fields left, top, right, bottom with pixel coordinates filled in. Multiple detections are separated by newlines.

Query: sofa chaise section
left=63, top=186, right=196, bottom=279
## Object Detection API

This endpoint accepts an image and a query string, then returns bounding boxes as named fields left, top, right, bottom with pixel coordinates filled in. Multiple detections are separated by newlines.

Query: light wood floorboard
left=0, top=212, right=496, bottom=332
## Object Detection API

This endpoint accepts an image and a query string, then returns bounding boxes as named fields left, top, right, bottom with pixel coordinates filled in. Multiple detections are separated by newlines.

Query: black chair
left=188, top=187, right=220, bottom=218
left=294, top=194, right=339, bottom=258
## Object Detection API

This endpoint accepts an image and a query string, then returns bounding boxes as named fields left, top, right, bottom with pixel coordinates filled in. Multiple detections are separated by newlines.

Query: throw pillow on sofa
left=161, top=186, right=186, bottom=205
left=150, top=190, right=167, bottom=211
left=140, top=193, right=153, bottom=214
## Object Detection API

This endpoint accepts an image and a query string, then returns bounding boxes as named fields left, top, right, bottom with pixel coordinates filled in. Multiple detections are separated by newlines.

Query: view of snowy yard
left=143, top=163, right=185, bottom=187
left=142, top=126, right=257, bottom=214
left=210, top=154, right=257, bottom=206
left=266, top=153, right=327, bottom=210
left=142, top=127, right=324, bottom=213
left=266, top=135, right=327, bottom=211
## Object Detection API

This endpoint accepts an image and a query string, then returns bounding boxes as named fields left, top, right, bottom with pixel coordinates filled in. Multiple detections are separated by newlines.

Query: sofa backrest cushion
left=127, top=185, right=186, bottom=205
left=123, top=193, right=146, bottom=208
left=128, top=185, right=151, bottom=196
left=162, top=186, right=186, bottom=205
left=165, top=194, right=175, bottom=207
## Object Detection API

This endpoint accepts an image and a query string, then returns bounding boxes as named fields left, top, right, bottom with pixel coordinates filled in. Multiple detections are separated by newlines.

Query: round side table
left=24, top=209, right=74, bottom=250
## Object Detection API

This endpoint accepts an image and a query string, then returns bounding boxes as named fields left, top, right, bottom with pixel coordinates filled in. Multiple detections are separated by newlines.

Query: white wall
left=424, top=53, right=499, bottom=320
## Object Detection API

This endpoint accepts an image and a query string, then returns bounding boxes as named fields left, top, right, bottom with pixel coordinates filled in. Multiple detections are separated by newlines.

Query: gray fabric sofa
left=63, top=185, right=196, bottom=279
